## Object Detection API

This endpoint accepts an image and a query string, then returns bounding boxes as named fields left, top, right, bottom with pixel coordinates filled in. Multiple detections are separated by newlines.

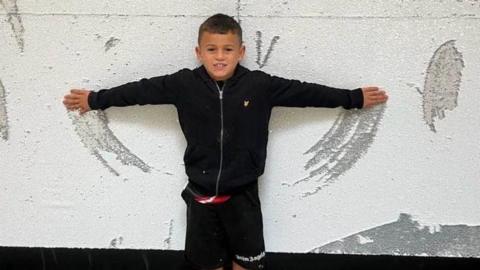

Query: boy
left=63, top=14, right=387, bottom=270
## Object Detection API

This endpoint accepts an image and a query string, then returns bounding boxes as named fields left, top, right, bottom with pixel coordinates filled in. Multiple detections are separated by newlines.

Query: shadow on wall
left=310, top=213, right=480, bottom=258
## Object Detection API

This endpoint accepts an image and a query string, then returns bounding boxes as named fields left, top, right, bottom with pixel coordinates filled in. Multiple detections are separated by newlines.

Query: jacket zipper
left=215, top=81, right=226, bottom=196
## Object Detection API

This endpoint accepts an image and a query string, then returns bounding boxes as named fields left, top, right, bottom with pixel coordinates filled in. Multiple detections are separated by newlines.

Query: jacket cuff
left=87, top=90, right=99, bottom=110
left=350, top=88, right=364, bottom=109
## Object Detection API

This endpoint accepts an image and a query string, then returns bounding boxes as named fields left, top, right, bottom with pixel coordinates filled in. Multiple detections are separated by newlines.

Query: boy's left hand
left=362, top=86, right=388, bottom=108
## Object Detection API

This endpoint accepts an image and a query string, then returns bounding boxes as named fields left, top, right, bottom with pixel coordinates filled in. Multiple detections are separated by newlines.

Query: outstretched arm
left=62, top=69, right=187, bottom=114
left=267, top=74, right=388, bottom=109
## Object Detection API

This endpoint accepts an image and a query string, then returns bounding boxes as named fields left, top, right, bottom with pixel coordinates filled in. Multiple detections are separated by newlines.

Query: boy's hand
left=63, top=89, right=91, bottom=115
left=361, top=86, right=388, bottom=108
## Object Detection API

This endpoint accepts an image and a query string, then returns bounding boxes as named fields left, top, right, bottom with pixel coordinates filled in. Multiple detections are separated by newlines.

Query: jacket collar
left=195, top=64, right=249, bottom=86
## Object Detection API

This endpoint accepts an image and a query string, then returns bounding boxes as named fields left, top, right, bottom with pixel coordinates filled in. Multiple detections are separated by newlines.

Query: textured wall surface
left=1, top=0, right=479, bottom=256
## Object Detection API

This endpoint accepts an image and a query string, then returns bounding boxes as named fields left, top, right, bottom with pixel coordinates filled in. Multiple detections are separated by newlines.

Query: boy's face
left=195, top=31, right=245, bottom=81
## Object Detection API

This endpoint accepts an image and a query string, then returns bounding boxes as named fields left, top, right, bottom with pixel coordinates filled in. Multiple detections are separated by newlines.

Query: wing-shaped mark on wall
left=309, top=213, right=480, bottom=257
left=69, top=110, right=152, bottom=176
left=421, top=40, right=464, bottom=132
left=0, top=79, right=8, bottom=140
left=284, top=105, right=386, bottom=197
left=255, top=31, right=280, bottom=69
left=0, top=0, right=25, bottom=52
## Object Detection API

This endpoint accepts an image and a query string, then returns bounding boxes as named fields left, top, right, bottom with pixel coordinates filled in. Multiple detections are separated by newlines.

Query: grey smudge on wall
left=0, top=0, right=25, bottom=52
left=422, top=40, right=464, bottom=132
left=285, top=105, right=385, bottom=196
left=255, top=31, right=280, bottom=69
left=309, top=213, right=480, bottom=257
left=104, top=37, right=121, bottom=52
left=0, top=80, right=8, bottom=140
left=163, top=219, right=174, bottom=249
left=110, top=236, right=123, bottom=248
left=236, top=0, right=242, bottom=25
left=69, top=110, right=152, bottom=176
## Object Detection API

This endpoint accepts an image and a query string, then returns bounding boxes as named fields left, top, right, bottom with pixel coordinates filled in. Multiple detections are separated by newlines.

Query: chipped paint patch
left=69, top=110, right=151, bottom=175
left=285, top=105, right=385, bottom=196
left=310, top=213, right=480, bottom=257
left=236, top=0, right=243, bottom=25
left=0, top=80, right=8, bottom=140
left=104, top=37, right=121, bottom=52
left=255, top=31, right=280, bottom=69
left=422, top=40, right=464, bottom=132
left=0, top=0, right=25, bottom=52
left=109, top=236, right=123, bottom=248
left=163, top=219, right=174, bottom=249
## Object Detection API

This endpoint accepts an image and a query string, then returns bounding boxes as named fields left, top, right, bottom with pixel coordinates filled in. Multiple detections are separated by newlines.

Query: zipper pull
left=219, top=90, right=223, bottom=100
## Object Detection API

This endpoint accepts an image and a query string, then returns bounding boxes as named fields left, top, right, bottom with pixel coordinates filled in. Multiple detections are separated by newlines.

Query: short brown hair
left=198, top=13, right=242, bottom=44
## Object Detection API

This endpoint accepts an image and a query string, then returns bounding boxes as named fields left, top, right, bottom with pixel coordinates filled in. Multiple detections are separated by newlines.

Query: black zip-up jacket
left=88, top=64, right=363, bottom=196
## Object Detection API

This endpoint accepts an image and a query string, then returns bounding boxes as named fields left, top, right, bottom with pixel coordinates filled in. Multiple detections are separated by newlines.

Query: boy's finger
left=64, top=95, right=80, bottom=101
left=70, top=89, right=88, bottom=94
left=363, top=87, right=379, bottom=92
left=369, top=91, right=386, bottom=97
left=63, top=99, right=79, bottom=106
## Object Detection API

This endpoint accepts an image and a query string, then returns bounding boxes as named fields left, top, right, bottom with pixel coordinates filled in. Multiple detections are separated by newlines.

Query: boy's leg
left=182, top=188, right=229, bottom=270
left=232, top=261, right=247, bottom=270
left=219, top=183, right=266, bottom=270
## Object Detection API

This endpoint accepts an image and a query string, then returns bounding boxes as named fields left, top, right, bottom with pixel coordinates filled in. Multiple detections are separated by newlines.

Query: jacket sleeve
left=88, top=69, right=186, bottom=110
left=267, top=74, right=363, bottom=109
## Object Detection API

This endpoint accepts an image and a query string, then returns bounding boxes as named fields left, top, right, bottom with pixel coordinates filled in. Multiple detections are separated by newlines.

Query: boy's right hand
left=63, top=89, right=91, bottom=115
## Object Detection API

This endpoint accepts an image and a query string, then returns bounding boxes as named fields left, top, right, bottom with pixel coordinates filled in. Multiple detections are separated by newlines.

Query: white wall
left=1, top=0, right=479, bottom=257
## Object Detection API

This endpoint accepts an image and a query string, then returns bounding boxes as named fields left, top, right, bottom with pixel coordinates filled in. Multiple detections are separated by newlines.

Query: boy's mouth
left=213, top=63, right=227, bottom=70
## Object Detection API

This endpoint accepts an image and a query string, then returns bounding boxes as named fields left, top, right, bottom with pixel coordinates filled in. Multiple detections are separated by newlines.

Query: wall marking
left=421, top=40, right=464, bottom=132
left=69, top=110, right=152, bottom=176
left=104, top=37, right=121, bottom=52
left=109, top=236, right=123, bottom=248
left=0, top=79, right=8, bottom=140
left=255, top=31, right=280, bottom=69
left=163, top=219, right=174, bottom=249
left=284, top=105, right=386, bottom=196
left=0, top=0, right=25, bottom=52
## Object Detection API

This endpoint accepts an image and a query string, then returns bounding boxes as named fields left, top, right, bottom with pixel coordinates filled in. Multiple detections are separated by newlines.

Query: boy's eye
left=207, top=48, right=215, bottom=52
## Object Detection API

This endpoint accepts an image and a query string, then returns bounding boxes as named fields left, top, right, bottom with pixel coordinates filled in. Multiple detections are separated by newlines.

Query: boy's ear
left=239, top=44, right=246, bottom=61
left=195, top=46, right=201, bottom=61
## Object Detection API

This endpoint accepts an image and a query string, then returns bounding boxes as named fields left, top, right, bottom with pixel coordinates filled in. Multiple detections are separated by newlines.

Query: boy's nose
left=215, top=51, right=225, bottom=59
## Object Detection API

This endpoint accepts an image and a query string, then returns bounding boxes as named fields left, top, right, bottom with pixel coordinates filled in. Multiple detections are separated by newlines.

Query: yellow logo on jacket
left=244, top=100, right=250, bottom=107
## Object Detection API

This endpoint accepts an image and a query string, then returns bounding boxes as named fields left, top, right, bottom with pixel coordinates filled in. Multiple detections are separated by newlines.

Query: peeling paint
left=104, top=37, right=121, bottom=52
left=236, top=0, right=243, bottom=25
left=285, top=105, right=385, bottom=196
left=255, top=31, right=280, bottom=69
left=310, top=213, right=480, bottom=257
left=110, top=236, right=123, bottom=248
left=422, top=40, right=464, bottom=132
left=0, top=79, right=8, bottom=140
left=69, top=110, right=152, bottom=176
left=0, top=0, right=25, bottom=52
left=163, top=219, right=174, bottom=249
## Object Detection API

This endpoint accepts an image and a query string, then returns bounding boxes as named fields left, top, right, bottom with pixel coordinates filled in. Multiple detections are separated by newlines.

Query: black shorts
left=182, top=182, right=265, bottom=270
